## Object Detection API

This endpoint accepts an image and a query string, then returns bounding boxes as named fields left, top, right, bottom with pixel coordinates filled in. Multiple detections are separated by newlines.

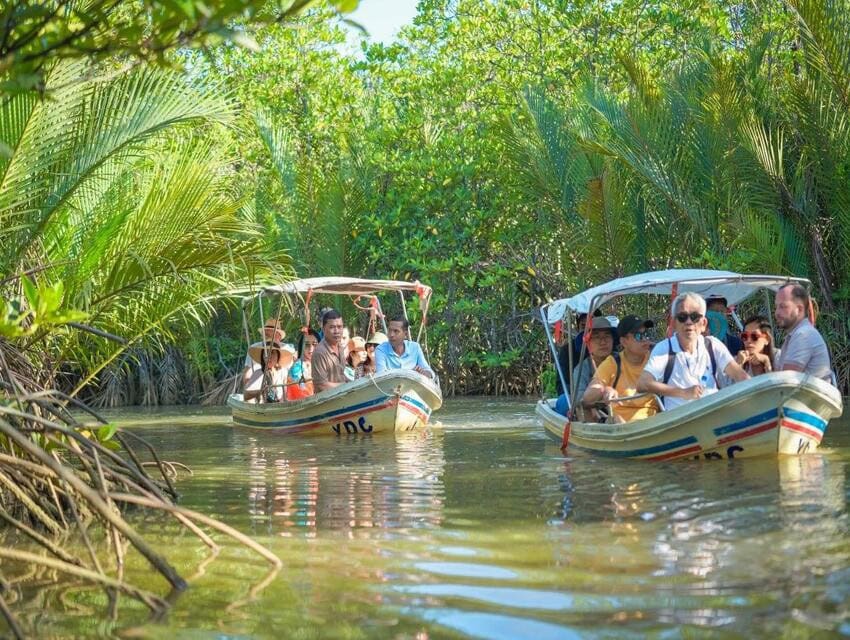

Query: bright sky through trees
left=348, top=0, right=419, bottom=42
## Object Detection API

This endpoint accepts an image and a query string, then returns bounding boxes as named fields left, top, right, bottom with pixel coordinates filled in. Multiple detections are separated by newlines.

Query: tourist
left=638, top=292, right=748, bottom=410
left=287, top=328, right=320, bottom=399
left=735, top=316, right=777, bottom=376
left=705, top=295, right=744, bottom=355
left=241, top=319, right=285, bottom=402
left=582, top=315, right=659, bottom=422
left=572, top=316, right=616, bottom=406
left=312, top=309, right=348, bottom=392
left=375, top=315, right=434, bottom=378
left=774, top=284, right=832, bottom=381
left=346, top=336, right=369, bottom=380
left=246, top=341, right=295, bottom=403
left=364, top=331, right=388, bottom=375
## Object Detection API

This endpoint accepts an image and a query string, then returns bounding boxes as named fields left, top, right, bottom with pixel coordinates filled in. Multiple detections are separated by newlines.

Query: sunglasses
left=631, top=331, right=653, bottom=342
left=675, top=311, right=704, bottom=323
left=740, top=331, right=765, bottom=342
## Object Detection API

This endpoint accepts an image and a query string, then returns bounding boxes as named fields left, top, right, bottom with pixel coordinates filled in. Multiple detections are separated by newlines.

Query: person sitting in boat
left=705, top=295, right=744, bottom=356
left=345, top=336, right=369, bottom=380
left=637, top=292, right=749, bottom=410
left=241, top=319, right=285, bottom=402
left=375, top=315, right=434, bottom=379
left=246, top=341, right=296, bottom=403
left=312, top=309, right=348, bottom=392
left=571, top=316, right=617, bottom=408
left=774, top=284, right=832, bottom=381
left=581, top=315, right=659, bottom=423
left=734, top=315, right=778, bottom=376
left=364, top=331, right=388, bottom=375
left=555, top=310, right=611, bottom=396
left=287, top=327, right=320, bottom=400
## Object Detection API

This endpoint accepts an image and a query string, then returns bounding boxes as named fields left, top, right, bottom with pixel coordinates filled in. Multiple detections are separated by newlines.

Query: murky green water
left=7, top=398, right=850, bottom=638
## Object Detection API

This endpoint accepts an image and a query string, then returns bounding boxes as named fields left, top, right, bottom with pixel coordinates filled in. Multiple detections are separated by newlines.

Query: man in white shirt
left=774, top=284, right=832, bottom=381
left=637, top=292, right=749, bottom=410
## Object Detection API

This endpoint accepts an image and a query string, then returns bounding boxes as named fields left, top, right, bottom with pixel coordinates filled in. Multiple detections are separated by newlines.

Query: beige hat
left=347, top=336, right=368, bottom=355
left=366, top=331, right=388, bottom=345
left=258, top=319, right=285, bottom=339
left=248, top=342, right=296, bottom=368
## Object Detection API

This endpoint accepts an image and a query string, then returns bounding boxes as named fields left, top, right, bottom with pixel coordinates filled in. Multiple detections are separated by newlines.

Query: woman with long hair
left=286, top=328, right=320, bottom=399
left=735, top=315, right=777, bottom=376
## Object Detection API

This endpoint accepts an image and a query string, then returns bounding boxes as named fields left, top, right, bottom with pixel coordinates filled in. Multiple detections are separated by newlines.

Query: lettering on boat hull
left=332, top=416, right=374, bottom=435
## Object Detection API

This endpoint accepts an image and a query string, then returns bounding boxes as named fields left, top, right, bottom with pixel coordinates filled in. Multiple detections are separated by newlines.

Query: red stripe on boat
left=717, top=420, right=778, bottom=445
left=399, top=399, right=429, bottom=421
left=645, top=444, right=702, bottom=461
left=780, top=419, right=823, bottom=442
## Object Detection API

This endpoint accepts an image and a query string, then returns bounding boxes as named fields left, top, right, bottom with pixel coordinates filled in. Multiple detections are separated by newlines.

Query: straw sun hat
left=366, top=332, right=388, bottom=345
left=248, top=342, right=296, bottom=368
left=258, top=320, right=285, bottom=339
left=347, top=336, right=368, bottom=356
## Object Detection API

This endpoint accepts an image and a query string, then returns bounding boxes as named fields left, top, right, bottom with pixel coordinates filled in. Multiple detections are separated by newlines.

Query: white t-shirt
left=644, top=335, right=734, bottom=411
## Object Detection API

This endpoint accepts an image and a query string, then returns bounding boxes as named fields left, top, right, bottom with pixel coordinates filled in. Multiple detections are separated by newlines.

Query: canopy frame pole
left=399, top=291, right=412, bottom=340
left=416, top=292, right=431, bottom=343
left=541, top=305, right=568, bottom=405
left=375, top=297, right=389, bottom=334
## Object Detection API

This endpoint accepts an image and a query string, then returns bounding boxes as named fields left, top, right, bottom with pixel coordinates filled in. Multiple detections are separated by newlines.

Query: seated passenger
left=345, top=336, right=369, bottom=380
left=242, top=319, right=285, bottom=403
left=375, top=315, right=434, bottom=379
left=364, top=331, right=388, bottom=375
left=287, top=328, right=319, bottom=400
left=581, top=315, right=659, bottom=422
left=247, top=341, right=295, bottom=403
left=312, top=310, right=348, bottom=392
left=572, top=316, right=616, bottom=406
left=735, top=316, right=778, bottom=376
left=774, top=284, right=832, bottom=381
left=705, top=295, right=744, bottom=355
left=637, top=292, right=749, bottom=410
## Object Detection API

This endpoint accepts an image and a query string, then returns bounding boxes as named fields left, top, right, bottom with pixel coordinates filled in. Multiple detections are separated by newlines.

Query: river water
left=10, top=398, right=850, bottom=637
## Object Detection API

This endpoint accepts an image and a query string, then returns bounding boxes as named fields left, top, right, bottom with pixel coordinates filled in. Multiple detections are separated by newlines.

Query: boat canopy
left=545, top=269, right=809, bottom=324
left=247, top=277, right=431, bottom=303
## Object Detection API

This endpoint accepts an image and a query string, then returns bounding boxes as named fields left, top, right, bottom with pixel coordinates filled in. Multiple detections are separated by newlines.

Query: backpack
left=661, top=336, right=718, bottom=387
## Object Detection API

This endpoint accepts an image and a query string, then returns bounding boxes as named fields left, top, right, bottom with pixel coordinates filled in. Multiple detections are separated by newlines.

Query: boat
left=228, top=277, right=443, bottom=435
left=536, top=269, right=843, bottom=460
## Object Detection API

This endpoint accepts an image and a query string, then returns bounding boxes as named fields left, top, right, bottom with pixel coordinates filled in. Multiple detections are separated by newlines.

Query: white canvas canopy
left=545, top=269, right=809, bottom=324
left=247, top=277, right=431, bottom=303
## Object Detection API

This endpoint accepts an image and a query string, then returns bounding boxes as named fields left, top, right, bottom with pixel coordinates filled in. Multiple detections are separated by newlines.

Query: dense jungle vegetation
left=2, top=0, right=850, bottom=404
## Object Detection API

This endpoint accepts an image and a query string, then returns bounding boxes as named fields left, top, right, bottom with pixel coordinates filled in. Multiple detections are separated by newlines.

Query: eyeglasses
left=631, top=332, right=652, bottom=341
left=675, top=312, right=703, bottom=323
left=740, top=331, right=765, bottom=342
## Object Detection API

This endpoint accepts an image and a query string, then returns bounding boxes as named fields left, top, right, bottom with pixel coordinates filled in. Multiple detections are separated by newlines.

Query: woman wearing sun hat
left=345, top=336, right=369, bottom=380
left=245, top=341, right=296, bottom=402
left=364, top=332, right=387, bottom=375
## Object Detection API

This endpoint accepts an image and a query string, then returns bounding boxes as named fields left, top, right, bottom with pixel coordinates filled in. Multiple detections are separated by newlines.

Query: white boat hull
left=537, top=371, right=842, bottom=460
left=228, top=370, right=442, bottom=435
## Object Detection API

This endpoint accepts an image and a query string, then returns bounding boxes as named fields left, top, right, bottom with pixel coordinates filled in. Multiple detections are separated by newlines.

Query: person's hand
left=735, top=350, right=749, bottom=365
left=414, top=366, right=432, bottom=378
left=679, top=385, right=704, bottom=400
left=753, top=353, right=772, bottom=371
left=601, top=386, right=618, bottom=402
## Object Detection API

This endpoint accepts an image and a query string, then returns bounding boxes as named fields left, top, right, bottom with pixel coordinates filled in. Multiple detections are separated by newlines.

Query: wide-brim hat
left=348, top=336, right=368, bottom=356
left=618, top=315, right=655, bottom=337
left=366, top=331, right=388, bottom=345
left=248, top=341, right=296, bottom=368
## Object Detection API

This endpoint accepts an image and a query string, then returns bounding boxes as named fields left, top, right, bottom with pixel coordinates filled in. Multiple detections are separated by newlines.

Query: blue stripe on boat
left=783, top=407, right=826, bottom=432
left=712, top=409, right=777, bottom=436
left=571, top=435, right=699, bottom=458
left=235, top=395, right=390, bottom=427
left=400, top=394, right=430, bottom=413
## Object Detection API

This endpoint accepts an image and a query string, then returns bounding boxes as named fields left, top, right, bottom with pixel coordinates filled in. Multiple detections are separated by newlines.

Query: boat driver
left=637, top=292, right=749, bottom=410
left=375, top=315, right=434, bottom=379
left=312, top=309, right=348, bottom=392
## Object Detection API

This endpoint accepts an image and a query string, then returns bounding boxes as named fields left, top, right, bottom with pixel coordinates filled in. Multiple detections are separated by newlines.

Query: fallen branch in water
left=0, top=340, right=281, bottom=637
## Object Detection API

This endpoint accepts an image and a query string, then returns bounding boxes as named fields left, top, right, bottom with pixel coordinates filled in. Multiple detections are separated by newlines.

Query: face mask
left=705, top=310, right=727, bottom=340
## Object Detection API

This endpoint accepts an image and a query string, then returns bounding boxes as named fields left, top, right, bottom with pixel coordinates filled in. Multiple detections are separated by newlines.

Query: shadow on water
left=5, top=397, right=849, bottom=638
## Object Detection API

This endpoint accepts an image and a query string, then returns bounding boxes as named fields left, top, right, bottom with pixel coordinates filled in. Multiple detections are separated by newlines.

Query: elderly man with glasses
left=637, top=292, right=749, bottom=411
left=582, top=315, right=660, bottom=423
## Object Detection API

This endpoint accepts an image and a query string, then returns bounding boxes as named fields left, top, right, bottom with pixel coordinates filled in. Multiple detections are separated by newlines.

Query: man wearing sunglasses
left=582, top=315, right=659, bottom=422
left=638, top=292, right=749, bottom=410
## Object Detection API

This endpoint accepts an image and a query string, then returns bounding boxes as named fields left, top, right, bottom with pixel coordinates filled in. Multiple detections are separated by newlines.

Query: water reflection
left=245, top=430, right=446, bottom=537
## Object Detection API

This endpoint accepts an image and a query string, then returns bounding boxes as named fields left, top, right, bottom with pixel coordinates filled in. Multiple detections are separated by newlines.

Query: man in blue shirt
left=375, top=315, right=434, bottom=379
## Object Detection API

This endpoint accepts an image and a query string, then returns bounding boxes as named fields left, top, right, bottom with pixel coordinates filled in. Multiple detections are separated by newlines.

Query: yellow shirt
left=592, top=353, right=658, bottom=422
